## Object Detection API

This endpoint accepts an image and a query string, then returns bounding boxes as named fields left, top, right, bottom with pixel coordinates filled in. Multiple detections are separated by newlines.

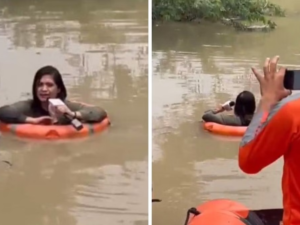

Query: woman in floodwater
left=0, top=65, right=107, bottom=125
left=202, top=90, right=256, bottom=126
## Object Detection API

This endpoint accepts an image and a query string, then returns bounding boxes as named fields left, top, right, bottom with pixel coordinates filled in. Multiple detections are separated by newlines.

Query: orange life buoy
left=195, top=199, right=249, bottom=217
left=203, top=122, right=247, bottom=136
left=0, top=117, right=110, bottom=140
left=186, top=199, right=263, bottom=225
left=189, top=210, right=248, bottom=225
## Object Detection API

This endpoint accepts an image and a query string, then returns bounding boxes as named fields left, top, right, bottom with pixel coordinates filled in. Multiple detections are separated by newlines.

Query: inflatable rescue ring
left=0, top=117, right=110, bottom=140
left=203, top=122, right=247, bottom=136
left=186, top=199, right=264, bottom=225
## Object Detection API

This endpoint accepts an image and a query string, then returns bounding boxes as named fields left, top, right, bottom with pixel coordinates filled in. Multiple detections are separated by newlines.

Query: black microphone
left=64, top=113, right=83, bottom=131
left=229, top=101, right=235, bottom=107
left=222, top=100, right=235, bottom=108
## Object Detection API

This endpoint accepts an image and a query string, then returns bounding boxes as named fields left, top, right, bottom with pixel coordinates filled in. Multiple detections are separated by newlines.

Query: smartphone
left=284, top=70, right=300, bottom=90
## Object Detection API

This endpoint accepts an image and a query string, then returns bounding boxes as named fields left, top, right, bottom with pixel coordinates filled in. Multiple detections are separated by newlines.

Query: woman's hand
left=54, top=105, right=75, bottom=118
left=213, top=105, right=225, bottom=114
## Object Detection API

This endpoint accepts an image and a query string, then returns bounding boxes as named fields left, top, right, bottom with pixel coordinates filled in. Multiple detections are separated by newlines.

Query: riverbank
left=152, top=0, right=285, bottom=31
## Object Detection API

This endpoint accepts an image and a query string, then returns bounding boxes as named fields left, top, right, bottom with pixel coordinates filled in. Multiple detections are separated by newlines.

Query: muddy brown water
left=152, top=1, right=300, bottom=225
left=0, top=1, right=148, bottom=225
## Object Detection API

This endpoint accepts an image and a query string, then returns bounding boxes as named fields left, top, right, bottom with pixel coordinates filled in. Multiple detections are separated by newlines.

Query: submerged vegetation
left=152, top=0, right=285, bottom=31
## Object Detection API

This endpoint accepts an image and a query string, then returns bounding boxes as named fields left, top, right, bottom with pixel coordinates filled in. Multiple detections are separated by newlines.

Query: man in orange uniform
left=238, top=56, right=299, bottom=225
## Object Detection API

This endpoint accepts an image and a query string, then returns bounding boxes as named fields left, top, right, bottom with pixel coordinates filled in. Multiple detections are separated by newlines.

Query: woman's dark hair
left=32, top=65, right=67, bottom=106
left=234, top=90, right=256, bottom=118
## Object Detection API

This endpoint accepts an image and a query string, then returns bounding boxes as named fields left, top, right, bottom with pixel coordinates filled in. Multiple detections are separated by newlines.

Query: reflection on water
left=0, top=1, right=148, bottom=225
left=152, top=1, right=300, bottom=224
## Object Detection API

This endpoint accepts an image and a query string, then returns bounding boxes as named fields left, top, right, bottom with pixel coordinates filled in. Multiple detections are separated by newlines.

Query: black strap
left=183, top=208, right=200, bottom=225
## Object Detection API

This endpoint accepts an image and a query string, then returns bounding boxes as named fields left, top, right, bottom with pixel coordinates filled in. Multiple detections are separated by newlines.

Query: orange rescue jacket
left=239, top=93, right=300, bottom=225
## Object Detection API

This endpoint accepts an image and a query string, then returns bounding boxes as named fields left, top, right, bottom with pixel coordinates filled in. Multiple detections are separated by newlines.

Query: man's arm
left=239, top=96, right=296, bottom=174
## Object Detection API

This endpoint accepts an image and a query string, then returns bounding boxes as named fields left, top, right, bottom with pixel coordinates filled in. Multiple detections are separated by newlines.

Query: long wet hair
left=32, top=65, right=67, bottom=107
left=234, top=90, right=256, bottom=118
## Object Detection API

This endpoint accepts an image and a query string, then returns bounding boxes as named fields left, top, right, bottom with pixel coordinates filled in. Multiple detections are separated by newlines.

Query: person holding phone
left=202, top=90, right=256, bottom=126
left=238, top=56, right=299, bottom=225
left=0, top=65, right=107, bottom=125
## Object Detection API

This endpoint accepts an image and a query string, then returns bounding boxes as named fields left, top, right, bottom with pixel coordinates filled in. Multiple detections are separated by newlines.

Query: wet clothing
left=239, top=93, right=300, bottom=225
left=0, top=99, right=107, bottom=124
left=202, top=110, right=252, bottom=126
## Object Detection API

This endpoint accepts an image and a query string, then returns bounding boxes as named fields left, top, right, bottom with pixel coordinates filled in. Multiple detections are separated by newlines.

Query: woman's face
left=36, top=75, right=60, bottom=102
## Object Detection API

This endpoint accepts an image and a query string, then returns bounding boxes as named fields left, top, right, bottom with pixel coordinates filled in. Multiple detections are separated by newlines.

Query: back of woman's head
left=234, top=91, right=256, bottom=117
left=32, top=65, right=67, bottom=104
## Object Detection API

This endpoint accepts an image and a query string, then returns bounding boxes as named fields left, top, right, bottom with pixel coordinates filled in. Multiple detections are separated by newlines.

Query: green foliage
left=152, top=0, right=285, bottom=29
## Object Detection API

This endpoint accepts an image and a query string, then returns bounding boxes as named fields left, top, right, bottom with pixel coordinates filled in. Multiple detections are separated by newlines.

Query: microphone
left=222, top=100, right=235, bottom=111
left=228, top=101, right=235, bottom=107
left=48, top=98, right=84, bottom=131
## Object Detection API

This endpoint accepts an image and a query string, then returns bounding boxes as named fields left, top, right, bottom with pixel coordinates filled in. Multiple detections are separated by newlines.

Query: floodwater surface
left=0, top=1, right=148, bottom=225
left=152, top=1, right=300, bottom=224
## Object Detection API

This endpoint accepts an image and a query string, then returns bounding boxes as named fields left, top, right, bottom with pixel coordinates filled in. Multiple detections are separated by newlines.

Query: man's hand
left=251, top=56, right=291, bottom=106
